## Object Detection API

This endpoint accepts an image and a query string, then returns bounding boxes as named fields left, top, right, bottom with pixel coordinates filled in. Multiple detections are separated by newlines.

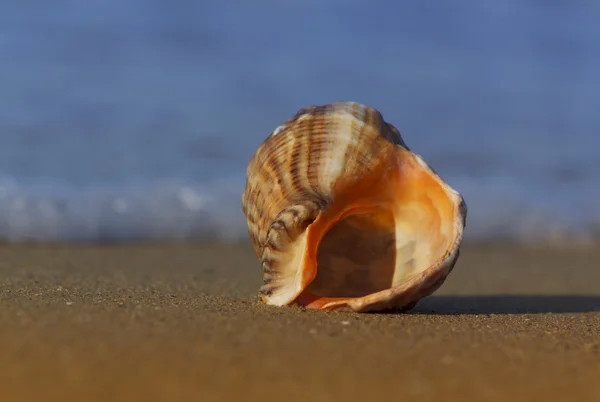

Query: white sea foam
left=0, top=174, right=597, bottom=245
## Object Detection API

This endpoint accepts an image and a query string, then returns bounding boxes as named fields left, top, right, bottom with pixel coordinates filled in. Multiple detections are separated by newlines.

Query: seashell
left=241, top=102, right=467, bottom=313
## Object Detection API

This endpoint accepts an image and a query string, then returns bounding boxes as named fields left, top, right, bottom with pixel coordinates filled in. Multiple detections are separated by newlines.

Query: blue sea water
left=0, top=1, right=599, bottom=243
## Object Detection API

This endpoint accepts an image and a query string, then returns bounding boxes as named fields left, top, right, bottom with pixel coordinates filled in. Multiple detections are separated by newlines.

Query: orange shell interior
left=286, top=146, right=459, bottom=310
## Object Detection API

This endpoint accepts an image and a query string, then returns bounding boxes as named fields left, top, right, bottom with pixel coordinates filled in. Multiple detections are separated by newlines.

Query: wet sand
left=0, top=242, right=599, bottom=402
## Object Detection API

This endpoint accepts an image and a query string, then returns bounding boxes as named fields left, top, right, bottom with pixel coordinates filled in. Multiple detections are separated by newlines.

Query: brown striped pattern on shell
left=241, top=102, right=411, bottom=301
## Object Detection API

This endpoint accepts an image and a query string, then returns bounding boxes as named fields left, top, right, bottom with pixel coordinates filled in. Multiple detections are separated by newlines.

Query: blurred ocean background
left=0, top=1, right=598, bottom=244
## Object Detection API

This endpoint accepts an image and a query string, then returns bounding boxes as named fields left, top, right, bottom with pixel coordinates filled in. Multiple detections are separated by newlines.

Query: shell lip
left=289, top=151, right=467, bottom=313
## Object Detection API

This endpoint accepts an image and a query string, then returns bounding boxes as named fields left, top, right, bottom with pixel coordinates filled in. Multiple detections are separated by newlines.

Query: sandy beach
left=0, top=241, right=599, bottom=402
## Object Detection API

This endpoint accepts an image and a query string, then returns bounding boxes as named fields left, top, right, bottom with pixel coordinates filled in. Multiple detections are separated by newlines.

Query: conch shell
left=241, top=102, right=467, bottom=313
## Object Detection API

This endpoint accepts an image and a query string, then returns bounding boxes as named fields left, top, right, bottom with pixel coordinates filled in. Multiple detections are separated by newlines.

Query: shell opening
left=294, top=148, right=463, bottom=311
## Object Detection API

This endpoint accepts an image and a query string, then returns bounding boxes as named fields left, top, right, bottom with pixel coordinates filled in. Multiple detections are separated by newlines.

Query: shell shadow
left=404, top=295, right=600, bottom=315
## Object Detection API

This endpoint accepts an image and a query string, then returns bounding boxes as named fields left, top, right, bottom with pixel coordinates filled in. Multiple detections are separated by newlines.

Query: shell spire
left=241, top=102, right=467, bottom=313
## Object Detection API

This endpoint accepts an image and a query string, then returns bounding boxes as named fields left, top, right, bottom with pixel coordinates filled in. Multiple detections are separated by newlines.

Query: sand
left=0, top=242, right=599, bottom=402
